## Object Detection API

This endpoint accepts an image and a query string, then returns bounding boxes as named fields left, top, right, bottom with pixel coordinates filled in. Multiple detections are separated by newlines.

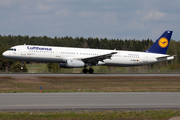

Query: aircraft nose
left=2, top=51, right=8, bottom=57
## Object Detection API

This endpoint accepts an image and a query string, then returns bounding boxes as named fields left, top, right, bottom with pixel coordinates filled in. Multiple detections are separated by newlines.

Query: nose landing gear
left=21, top=61, right=24, bottom=70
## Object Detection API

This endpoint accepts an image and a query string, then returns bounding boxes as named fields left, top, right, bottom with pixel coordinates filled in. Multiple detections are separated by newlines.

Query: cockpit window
left=9, top=48, right=16, bottom=51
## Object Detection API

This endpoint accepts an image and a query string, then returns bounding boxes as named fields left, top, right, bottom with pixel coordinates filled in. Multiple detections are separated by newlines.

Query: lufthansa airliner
left=2, top=31, right=175, bottom=74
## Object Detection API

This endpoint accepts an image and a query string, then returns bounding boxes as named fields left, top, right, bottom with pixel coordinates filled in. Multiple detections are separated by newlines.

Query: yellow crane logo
left=158, top=37, right=168, bottom=48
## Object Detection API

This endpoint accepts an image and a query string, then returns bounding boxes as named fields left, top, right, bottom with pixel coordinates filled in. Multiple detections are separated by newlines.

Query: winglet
left=146, top=31, right=173, bottom=54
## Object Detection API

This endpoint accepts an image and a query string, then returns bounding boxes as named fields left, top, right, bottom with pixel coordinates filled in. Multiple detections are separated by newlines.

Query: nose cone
left=2, top=51, right=8, bottom=57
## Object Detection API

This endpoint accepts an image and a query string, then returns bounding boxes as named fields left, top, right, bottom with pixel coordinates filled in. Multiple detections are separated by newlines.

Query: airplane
left=2, top=30, right=175, bottom=74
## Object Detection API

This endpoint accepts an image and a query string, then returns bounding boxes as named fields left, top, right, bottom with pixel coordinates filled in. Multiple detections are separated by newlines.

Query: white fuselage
left=3, top=45, right=174, bottom=67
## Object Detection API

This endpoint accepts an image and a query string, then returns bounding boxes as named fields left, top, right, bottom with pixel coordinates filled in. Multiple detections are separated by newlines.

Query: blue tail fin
left=146, top=30, right=173, bottom=54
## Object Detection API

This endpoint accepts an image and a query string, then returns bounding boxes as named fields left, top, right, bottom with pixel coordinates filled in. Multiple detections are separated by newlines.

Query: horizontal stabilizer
left=156, top=55, right=176, bottom=59
left=156, top=55, right=176, bottom=61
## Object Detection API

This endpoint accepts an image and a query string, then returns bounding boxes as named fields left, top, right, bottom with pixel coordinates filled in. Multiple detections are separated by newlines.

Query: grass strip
left=0, top=110, right=180, bottom=120
left=0, top=76, right=180, bottom=92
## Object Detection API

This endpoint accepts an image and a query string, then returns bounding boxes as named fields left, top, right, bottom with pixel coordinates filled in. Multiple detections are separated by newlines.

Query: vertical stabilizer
left=146, top=31, right=173, bottom=54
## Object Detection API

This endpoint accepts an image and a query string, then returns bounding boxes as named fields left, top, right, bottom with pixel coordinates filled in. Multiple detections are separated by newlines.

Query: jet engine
left=59, top=59, right=85, bottom=68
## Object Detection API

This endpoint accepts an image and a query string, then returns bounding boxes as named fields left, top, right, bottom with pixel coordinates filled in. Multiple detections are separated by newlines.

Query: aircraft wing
left=80, top=52, right=117, bottom=64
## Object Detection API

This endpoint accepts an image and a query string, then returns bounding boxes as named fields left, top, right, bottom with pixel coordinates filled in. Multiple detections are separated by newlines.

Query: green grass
left=0, top=110, right=180, bottom=120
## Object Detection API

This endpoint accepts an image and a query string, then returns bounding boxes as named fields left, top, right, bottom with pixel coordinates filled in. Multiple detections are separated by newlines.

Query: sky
left=0, top=0, right=180, bottom=41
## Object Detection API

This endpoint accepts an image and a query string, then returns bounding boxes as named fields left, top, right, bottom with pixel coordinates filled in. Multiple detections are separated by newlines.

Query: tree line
left=0, top=34, right=179, bottom=72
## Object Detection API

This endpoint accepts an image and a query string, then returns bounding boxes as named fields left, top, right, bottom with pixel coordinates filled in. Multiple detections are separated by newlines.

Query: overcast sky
left=0, top=0, right=180, bottom=41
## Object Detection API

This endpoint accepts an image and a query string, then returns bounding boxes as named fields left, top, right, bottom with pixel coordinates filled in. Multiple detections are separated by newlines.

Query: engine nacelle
left=59, top=59, right=85, bottom=68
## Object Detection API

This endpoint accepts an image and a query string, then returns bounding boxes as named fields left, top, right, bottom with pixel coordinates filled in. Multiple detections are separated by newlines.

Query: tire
left=83, top=68, right=88, bottom=74
left=89, top=68, right=94, bottom=74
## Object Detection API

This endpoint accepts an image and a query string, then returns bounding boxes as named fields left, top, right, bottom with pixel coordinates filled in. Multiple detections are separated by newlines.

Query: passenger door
left=21, top=45, right=26, bottom=55
left=143, top=54, right=148, bottom=62
left=56, top=48, right=60, bottom=57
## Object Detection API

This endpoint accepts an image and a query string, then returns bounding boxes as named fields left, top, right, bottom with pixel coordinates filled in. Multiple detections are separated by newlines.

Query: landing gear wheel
left=21, top=61, right=24, bottom=70
left=89, top=68, right=94, bottom=74
left=83, top=68, right=88, bottom=74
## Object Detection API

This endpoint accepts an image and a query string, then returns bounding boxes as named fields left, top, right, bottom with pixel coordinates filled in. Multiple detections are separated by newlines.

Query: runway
left=1, top=73, right=180, bottom=77
left=0, top=92, right=180, bottom=111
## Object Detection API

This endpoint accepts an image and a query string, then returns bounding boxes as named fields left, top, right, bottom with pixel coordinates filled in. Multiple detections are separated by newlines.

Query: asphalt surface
left=0, top=92, right=180, bottom=111
left=1, top=73, right=180, bottom=77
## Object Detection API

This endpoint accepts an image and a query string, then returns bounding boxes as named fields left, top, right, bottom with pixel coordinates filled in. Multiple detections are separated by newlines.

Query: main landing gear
left=83, top=68, right=94, bottom=74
